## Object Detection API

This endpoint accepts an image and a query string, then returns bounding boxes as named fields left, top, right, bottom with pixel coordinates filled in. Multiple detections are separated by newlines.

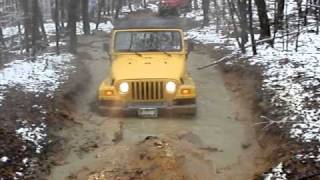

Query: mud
left=44, top=32, right=277, bottom=180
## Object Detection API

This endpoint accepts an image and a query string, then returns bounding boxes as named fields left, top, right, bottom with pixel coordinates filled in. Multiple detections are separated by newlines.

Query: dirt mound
left=88, top=133, right=215, bottom=180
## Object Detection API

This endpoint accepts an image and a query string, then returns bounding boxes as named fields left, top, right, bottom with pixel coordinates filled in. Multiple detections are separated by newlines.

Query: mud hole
left=38, top=34, right=289, bottom=180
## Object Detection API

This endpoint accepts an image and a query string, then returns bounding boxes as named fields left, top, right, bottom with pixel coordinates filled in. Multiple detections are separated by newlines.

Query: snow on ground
left=0, top=53, right=75, bottom=107
left=3, top=21, right=114, bottom=39
left=247, top=33, right=320, bottom=143
left=16, top=120, right=47, bottom=154
left=2, top=26, right=24, bottom=39
left=181, top=9, right=203, bottom=21
left=1, top=156, right=9, bottom=163
left=187, top=25, right=234, bottom=48
left=263, top=163, right=287, bottom=180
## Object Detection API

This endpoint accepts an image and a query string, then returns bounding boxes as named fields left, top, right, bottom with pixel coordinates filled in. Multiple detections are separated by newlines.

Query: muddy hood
left=111, top=54, right=185, bottom=80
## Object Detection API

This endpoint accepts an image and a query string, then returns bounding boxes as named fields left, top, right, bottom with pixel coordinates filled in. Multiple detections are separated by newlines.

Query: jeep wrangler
left=98, top=18, right=196, bottom=118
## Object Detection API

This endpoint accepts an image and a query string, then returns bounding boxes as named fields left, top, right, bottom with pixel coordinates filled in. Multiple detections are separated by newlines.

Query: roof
left=113, top=17, right=185, bottom=30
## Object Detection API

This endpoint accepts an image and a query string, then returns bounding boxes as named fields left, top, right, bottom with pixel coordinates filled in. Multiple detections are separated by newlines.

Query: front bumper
left=97, top=99, right=196, bottom=116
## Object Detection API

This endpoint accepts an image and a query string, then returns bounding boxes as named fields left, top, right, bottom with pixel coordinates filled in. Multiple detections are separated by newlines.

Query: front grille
left=131, top=81, right=164, bottom=101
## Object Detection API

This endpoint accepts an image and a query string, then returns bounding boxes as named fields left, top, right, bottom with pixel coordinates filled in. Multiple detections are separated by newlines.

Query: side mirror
left=103, top=43, right=110, bottom=54
left=187, top=41, right=194, bottom=53
left=103, top=43, right=112, bottom=60
left=103, top=43, right=109, bottom=51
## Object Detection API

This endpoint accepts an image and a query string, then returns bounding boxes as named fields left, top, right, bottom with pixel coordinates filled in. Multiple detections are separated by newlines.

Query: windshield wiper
left=163, top=51, right=172, bottom=57
left=134, top=51, right=143, bottom=57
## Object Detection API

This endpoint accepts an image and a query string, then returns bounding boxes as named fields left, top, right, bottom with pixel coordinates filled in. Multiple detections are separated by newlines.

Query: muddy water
left=49, top=35, right=263, bottom=180
left=122, top=53, right=254, bottom=170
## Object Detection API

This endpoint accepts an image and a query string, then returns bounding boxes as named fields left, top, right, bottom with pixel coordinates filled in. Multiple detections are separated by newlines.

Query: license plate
left=137, top=108, right=158, bottom=118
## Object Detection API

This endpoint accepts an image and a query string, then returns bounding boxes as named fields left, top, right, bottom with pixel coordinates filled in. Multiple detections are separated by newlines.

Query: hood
left=111, top=54, right=185, bottom=80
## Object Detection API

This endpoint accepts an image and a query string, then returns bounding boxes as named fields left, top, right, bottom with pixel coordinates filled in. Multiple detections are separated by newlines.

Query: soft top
left=113, top=17, right=185, bottom=30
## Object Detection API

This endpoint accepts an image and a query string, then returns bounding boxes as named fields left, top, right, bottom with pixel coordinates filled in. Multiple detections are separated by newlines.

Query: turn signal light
left=103, top=90, right=114, bottom=96
left=181, top=89, right=191, bottom=95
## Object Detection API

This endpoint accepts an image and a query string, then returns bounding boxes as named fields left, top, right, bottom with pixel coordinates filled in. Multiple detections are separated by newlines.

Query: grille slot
left=131, top=81, right=164, bottom=101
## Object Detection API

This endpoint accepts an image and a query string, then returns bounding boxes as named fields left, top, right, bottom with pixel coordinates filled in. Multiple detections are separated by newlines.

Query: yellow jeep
left=98, top=18, right=196, bottom=117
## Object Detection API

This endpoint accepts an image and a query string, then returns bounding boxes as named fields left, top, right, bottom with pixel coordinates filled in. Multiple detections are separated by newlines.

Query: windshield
left=114, top=31, right=182, bottom=52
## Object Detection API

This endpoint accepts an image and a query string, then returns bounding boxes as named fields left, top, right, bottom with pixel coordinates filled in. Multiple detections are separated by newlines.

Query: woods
left=1, top=0, right=320, bottom=57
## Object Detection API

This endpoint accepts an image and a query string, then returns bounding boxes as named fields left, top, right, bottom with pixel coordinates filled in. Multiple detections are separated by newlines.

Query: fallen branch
left=254, top=115, right=294, bottom=131
left=197, top=52, right=240, bottom=70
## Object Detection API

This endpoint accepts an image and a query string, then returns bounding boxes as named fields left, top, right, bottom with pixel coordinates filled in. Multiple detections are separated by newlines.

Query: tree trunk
left=68, top=0, right=79, bottom=54
left=96, top=0, right=106, bottom=29
left=193, top=0, right=199, bottom=10
left=128, top=0, right=133, bottom=12
left=0, top=28, right=5, bottom=47
left=31, top=0, right=40, bottom=56
left=227, top=0, right=245, bottom=53
left=249, top=0, right=257, bottom=55
left=39, top=9, right=48, bottom=44
left=213, top=0, right=220, bottom=32
left=296, top=0, right=302, bottom=51
left=112, top=0, right=115, bottom=15
left=303, top=0, right=309, bottom=26
left=61, top=0, right=65, bottom=28
left=143, top=0, right=147, bottom=8
left=82, top=0, right=90, bottom=35
left=55, top=0, right=60, bottom=54
left=317, top=3, right=320, bottom=34
left=237, top=0, right=249, bottom=44
left=275, top=0, right=285, bottom=30
left=254, top=0, right=271, bottom=39
left=202, top=0, right=210, bottom=26
left=114, top=0, right=123, bottom=19
left=22, top=0, right=31, bottom=53
left=107, top=0, right=111, bottom=15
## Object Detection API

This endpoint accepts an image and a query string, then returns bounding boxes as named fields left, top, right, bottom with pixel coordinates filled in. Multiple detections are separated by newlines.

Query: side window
left=114, top=32, right=131, bottom=51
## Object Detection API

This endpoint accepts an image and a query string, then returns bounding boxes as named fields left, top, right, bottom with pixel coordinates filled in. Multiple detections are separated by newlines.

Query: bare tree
left=0, top=28, right=5, bottom=48
left=82, top=0, right=90, bottom=35
left=275, top=0, right=285, bottom=30
left=254, top=0, right=271, bottom=39
left=31, top=0, right=40, bottom=56
left=96, top=0, right=106, bottom=29
left=213, top=0, right=221, bottom=32
left=296, top=0, right=302, bottom=51
left=227, top=0, right=244, bottom=53
left=68, top=0, right=79, bottom=53
left=193, top=0, right=199, bottom=10
left=316, top=1, right=320, bottom=34
left=60, top=0, right=66, bottom=28
left=107, top=0, right=112, bottom=15
left=248, top=0, right=257, bottom=55
left=143, top=0, right=147, bottom=8
left=55, top=0, right=60, bottom=54
left=237, top=0, right=249, bottom=45
left=202, top=0, right=210, bottom=26
left=39, top=9, right=48, bottom=44
left=114, top=0, right=123, bottom=19
left=21, top=0, right=31, bottom=53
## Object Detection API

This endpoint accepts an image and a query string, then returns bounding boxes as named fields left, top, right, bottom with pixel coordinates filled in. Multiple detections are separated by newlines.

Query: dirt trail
left=48, top=34, right=269, bottom=180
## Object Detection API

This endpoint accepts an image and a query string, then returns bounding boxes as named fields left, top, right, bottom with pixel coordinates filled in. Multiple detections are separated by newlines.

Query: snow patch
left=264, top=163, right=287, bottom=180
left=0, top=53, right=74, bottom=106
left=1, top=156, right=9, bottom=163
left=16, top=121, right=47, bottom=154
left=187, top=25, right=232, bottom=46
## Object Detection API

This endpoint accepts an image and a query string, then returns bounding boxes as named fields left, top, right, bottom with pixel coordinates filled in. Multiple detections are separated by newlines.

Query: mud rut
left=48, top=35, right=271, bottom=179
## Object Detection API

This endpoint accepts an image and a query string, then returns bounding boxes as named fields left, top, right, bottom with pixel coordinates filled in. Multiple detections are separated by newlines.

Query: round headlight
left=166, top=81, right=176, bottom=94
left=119, top=82, right=129, bottom=93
